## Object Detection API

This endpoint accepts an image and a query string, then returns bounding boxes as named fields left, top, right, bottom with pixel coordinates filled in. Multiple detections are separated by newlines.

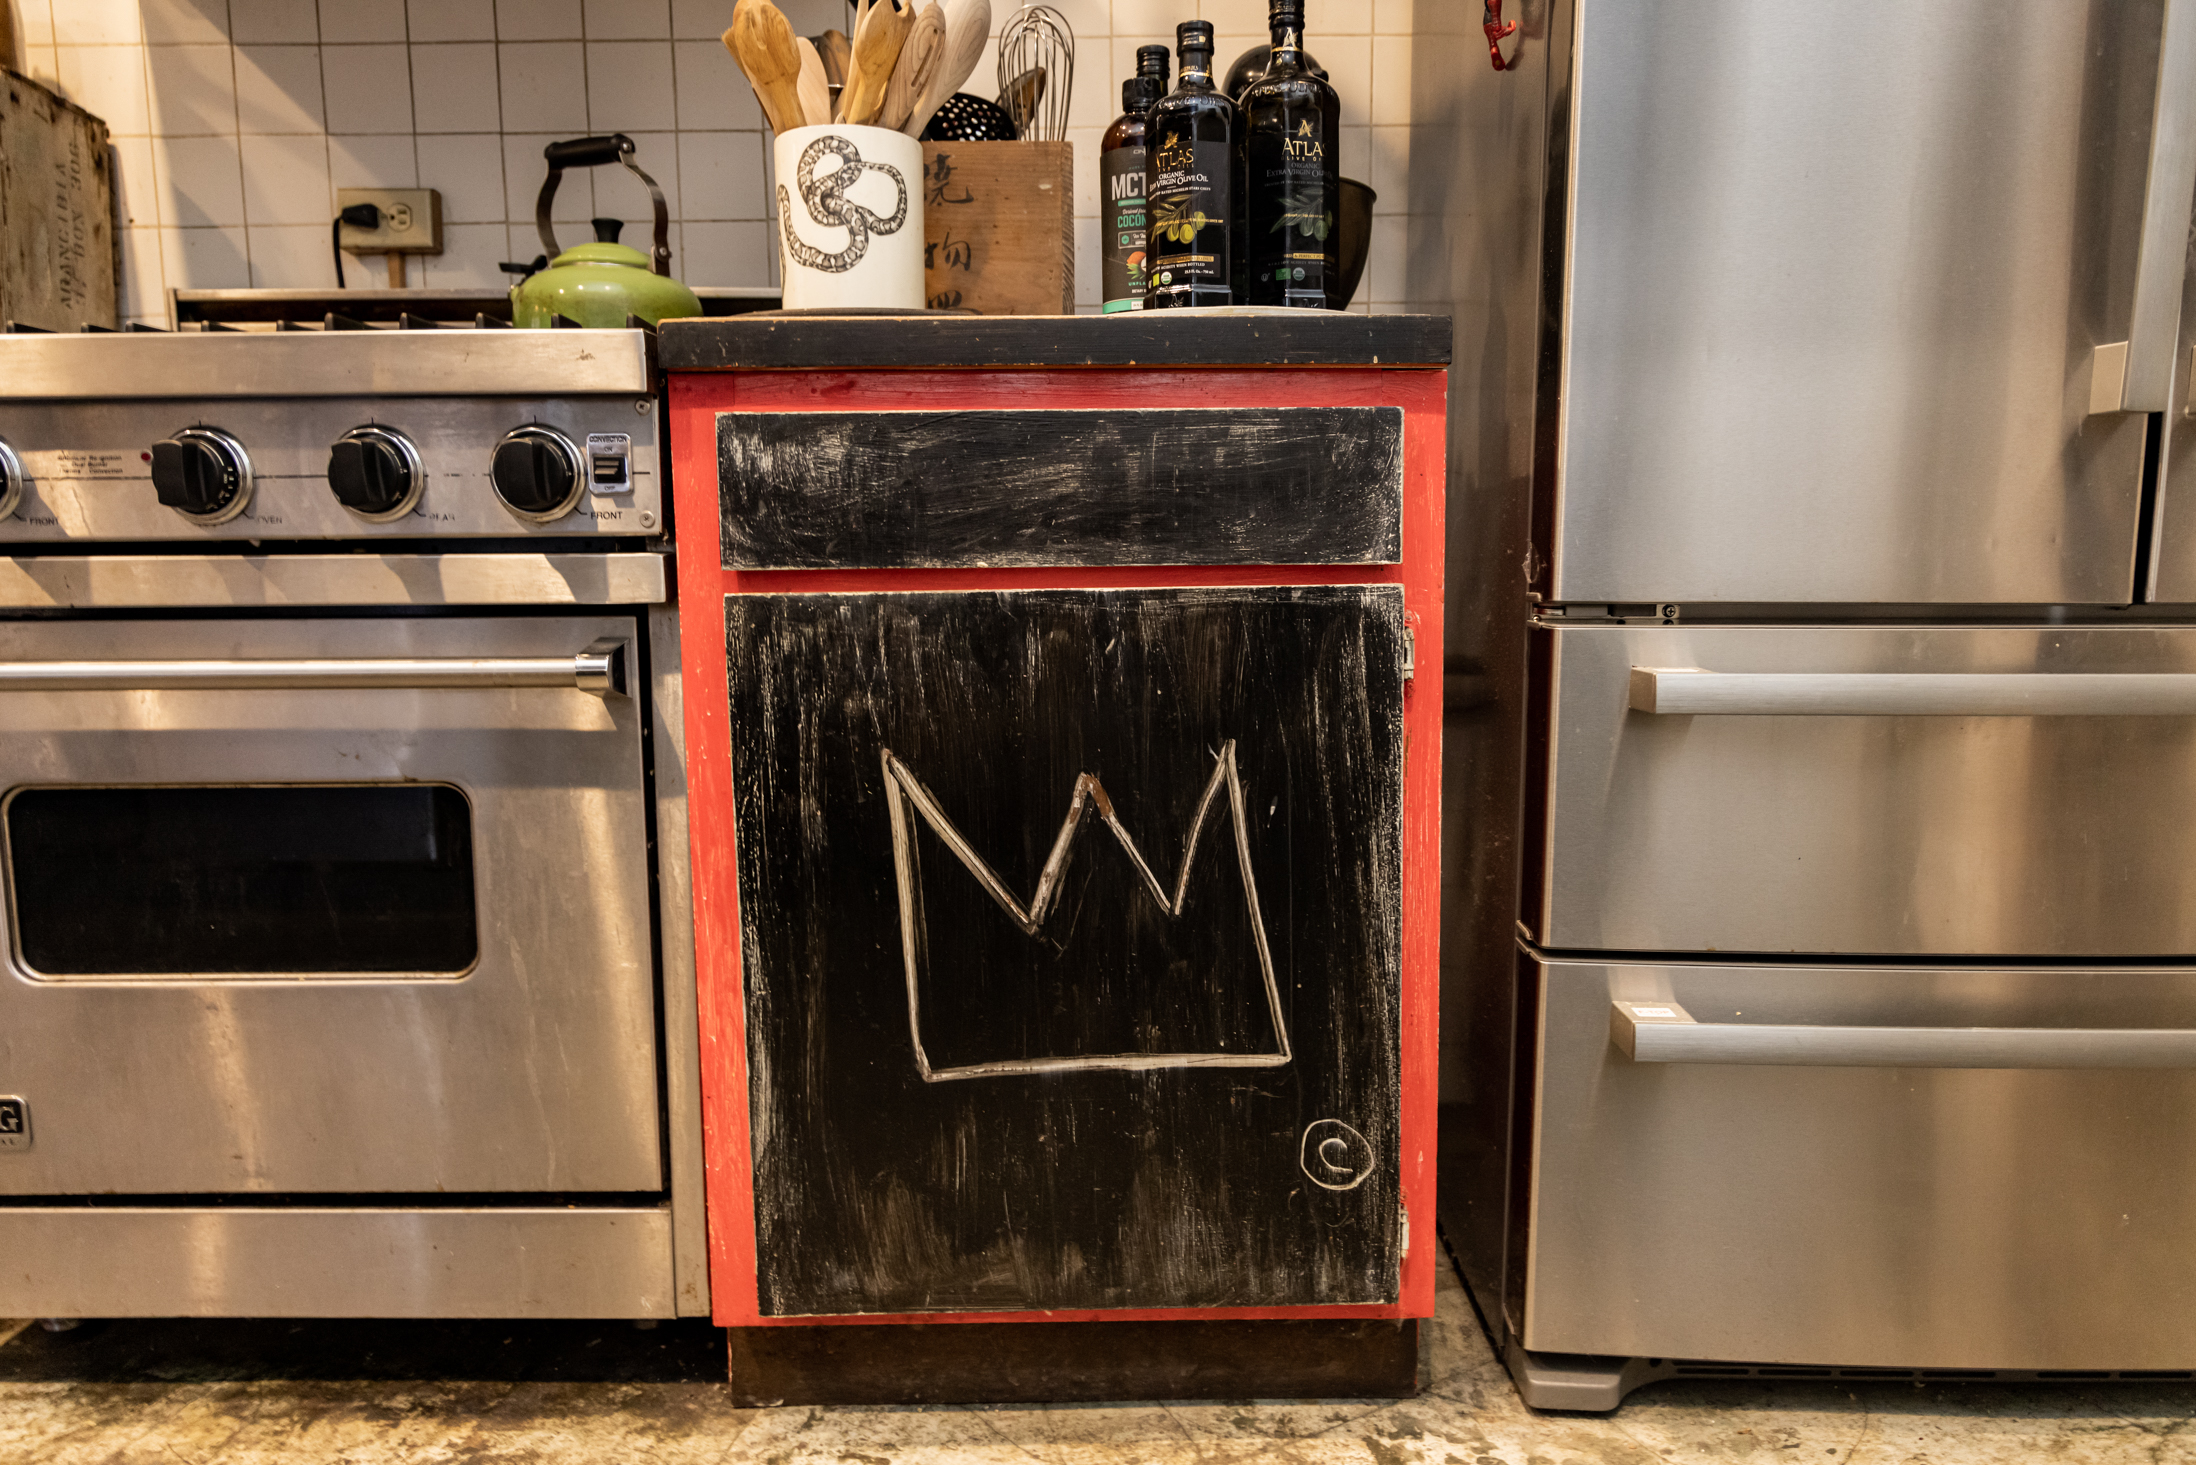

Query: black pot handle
left=535, top=133, right=673, bottom=276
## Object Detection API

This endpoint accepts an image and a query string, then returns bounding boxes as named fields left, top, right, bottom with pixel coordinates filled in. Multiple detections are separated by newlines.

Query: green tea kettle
left=509, top=134, right=702, bottom=329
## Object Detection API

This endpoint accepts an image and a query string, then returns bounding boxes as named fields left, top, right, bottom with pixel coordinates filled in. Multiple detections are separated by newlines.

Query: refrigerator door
left=1535, top=622, right=2196, bottom=956
left=1550, top=0, right=2196, bottom=606
left=1525, top=952, right=2196, bottom=1367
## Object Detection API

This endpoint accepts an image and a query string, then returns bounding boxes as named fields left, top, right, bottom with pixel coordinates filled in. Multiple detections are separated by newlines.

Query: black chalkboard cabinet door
left=724, top=585, right=1407, bottom=1317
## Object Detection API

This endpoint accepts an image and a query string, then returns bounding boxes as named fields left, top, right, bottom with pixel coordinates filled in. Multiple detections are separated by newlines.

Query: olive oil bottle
left=1146, top=21, right=1237, bottom=309
left=1240, top=0, right=1340, bottom=308
left=1100, top=45, right=1171, bottom=313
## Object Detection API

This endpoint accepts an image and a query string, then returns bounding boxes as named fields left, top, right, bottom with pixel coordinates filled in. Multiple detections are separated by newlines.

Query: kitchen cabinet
left=664, top=314, right=1449, bottom=1400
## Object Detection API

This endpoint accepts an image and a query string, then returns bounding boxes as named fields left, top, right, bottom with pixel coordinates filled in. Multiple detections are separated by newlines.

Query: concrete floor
left=2, top=1262, right=2191, bottom=1463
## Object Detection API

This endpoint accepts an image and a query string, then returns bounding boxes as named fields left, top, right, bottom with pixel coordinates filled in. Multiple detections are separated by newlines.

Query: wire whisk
left=996, top=5, right=1073, bottom=143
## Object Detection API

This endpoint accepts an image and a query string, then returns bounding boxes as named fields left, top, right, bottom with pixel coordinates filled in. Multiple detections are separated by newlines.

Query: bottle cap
left=1270, top=0, right=1306, bottom=22
left=1176, top=19, right=1215, bottom=56
left=1136, top=43, right=1172, bottom=80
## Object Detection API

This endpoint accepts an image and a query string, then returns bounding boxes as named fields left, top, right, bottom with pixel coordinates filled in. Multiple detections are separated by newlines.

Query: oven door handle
left=0, top=637, right=628, bottom=696
left=1611, top=1000, right=2196, bottom=1069
left=1630, top=667, right=2196, bottom=716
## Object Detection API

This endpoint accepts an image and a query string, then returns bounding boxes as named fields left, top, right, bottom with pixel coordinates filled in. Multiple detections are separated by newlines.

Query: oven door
left=0, top=616, right=661, bottom=1195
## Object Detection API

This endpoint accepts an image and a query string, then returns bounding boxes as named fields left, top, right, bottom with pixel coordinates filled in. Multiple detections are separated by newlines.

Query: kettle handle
left=536, top=133, right=674, bottom=277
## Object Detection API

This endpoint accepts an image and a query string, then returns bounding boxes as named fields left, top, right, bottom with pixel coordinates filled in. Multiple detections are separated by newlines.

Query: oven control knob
left=328, top=425, right=424, bottom=521
left=0, top=437, right=23, bottom=520
left=150, top=426, right=252, bottom=525
left=490, top=426, right=585, bottom=522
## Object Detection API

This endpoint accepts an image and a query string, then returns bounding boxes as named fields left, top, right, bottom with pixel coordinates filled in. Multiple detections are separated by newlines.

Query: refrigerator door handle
left=1630, top=666, right=2196, bottom=716
left=2094, top=0, right=2196, bottom=413
left=1611, top=1001, right=2196, bottom=1069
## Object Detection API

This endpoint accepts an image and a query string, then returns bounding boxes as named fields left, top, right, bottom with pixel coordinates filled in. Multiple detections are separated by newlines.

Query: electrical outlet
left=336, top=187, right=443, bottom=254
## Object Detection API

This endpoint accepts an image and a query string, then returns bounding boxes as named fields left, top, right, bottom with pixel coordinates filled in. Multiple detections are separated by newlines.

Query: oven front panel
left=0, top=615, right=663, bottom=1196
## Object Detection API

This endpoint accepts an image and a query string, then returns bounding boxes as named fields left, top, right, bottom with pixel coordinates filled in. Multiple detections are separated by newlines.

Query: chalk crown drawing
left=881, top=740, right=1293, bottom=1082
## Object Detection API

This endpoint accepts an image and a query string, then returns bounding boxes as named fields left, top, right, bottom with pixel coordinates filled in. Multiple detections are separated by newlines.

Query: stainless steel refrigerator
left=1411, top=0, right=2196, bottom=1407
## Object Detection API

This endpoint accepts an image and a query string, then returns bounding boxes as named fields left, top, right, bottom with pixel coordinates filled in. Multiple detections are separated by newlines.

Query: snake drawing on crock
left=777, top=135, right=909, bottom=274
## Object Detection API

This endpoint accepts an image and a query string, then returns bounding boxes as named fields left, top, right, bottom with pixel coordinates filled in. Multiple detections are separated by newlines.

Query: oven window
left=5, top=786, right=478, bottom=977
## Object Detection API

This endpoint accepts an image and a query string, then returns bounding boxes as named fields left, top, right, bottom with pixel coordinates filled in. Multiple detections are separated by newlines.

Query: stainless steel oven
left=0, top=325, right=704, bottom=1319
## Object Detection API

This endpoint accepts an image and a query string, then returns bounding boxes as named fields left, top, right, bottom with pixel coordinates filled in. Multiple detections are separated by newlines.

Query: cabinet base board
left=725, top=1317, right=1419, bottom=1405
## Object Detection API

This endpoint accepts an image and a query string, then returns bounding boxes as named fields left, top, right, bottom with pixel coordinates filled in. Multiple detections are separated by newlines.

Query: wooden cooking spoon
left=841, top=0, right=914, bottom=127
left=722, top=0, right=805, bottom=136
left=795, top=36, right=831, bottom=128
left=880, top=2, right=946, bottom=133
left=815, top=28, right=851, bottom=88
left=904, top=0, right=989, bottom=137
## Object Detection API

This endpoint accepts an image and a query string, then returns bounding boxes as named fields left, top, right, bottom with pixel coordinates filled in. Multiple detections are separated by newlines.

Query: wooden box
left=919, top=140, right=1072, bottom=315
left=0, top=70, right=115, bottom=332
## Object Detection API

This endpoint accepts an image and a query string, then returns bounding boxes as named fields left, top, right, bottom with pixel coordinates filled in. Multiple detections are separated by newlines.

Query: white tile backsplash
left=53, top=0, right=144, bottom=47
left=673, top=39, right=762, bottom=130
left=318, top=0, right=408, bottom=44
left=234, top=45, right=326, bottom=132
left=407, top=0, right=495, bottom=43
left=165, top=224, right=252, bottom=288
left=496, top=0, right=584, bottom=41
left=228, top=0, right=320, bottom=46
left=586, top=0, right=671, bottom=39
left=328, top=133, right=419, bottom=190
left=321, top=44, right=415, bottom=133
left=416, top=135, right=510, bottom=223
left=409, top=44, right=503, bottom=132
left=47, top=0, right=1413, bottom=317
left=58, top=44, right=151, bottom=136
left=496, top=41, right=590, bottom=132
left=154, top=134, right=247, bottom=225
left=141, top=0, right=229, bottom=45
left=239, top=132, right=332, bottom=223
left=586, top=40, right=678, bottom=132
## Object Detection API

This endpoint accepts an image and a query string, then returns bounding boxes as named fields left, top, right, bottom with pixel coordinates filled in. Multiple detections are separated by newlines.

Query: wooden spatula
left=722, top=0, right=805, bottom=136
left=879, top=2, right=946, bottom=133
left=904, top=0, right=989, bottom=137
left=841, top=0, right=914, bottom=127
left=795, top=36, right=831, bottom=128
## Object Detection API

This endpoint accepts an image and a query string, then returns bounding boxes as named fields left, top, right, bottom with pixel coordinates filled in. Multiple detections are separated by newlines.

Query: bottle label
left=1101, top=144, right=1148, bottom=312
left=1149, top=128, right=1231, bottom=298
left=1247, top=113, right=1334, bottom=307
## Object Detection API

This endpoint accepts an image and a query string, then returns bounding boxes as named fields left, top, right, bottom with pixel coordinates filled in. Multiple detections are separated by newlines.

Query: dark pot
left=1331, top=177, right=1375, bottom=309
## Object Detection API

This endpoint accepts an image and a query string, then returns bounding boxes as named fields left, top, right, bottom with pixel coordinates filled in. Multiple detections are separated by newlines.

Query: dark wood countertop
left=658, top=312, right=1452, bottom=371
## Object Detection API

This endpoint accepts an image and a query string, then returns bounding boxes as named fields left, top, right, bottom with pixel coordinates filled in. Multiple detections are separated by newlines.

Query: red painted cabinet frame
left=670, top=365, right=1446, bottom=1328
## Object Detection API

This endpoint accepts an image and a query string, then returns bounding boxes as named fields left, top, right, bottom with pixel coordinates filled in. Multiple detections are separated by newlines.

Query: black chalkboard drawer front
left=726, top=585, right=1407, bottom=1316
left=716, top=406, right=1404, bottom=570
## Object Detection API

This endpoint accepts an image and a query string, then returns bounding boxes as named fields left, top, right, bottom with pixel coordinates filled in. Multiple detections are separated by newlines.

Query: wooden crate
left=919, top=140, right=1072, bottom=315
left=0, top=70, right=115, bottom=332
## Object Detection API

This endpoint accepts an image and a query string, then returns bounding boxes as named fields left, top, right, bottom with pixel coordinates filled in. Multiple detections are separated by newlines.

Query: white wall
left=12, top=0, right=1414, bottom=324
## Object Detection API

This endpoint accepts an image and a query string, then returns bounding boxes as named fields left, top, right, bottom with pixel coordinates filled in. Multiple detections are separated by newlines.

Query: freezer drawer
left=1536, top=623, right=2196, bottom=957
left=1525, top=952, right=2196, bottom=1368
left=1548, top=0, right=2192, bottom=604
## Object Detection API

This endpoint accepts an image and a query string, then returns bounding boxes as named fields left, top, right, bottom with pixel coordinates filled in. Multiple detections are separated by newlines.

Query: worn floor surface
left=1, top=1261, right=2190, bottom=1463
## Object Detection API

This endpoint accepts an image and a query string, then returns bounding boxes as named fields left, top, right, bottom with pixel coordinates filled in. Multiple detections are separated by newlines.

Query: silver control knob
left=0, top=438, right=23, bottom=520
left=150, top=426, right=253, bottom=525
left=490, top=425, right=586, bottom=523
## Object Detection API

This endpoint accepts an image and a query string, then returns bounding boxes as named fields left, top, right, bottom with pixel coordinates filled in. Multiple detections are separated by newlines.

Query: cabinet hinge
left=1402, top=628, right=1416, bottom=681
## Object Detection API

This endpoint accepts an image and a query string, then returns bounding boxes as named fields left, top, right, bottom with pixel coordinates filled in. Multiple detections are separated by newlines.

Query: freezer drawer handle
left=1611, top=1000, right=2196, bottom=1069
left=1630, top=667, right=2196, bottom=717
left=0, top=637, right=628, bottom=696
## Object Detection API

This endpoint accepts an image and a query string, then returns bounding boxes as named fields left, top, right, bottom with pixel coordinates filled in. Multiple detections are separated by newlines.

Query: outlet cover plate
left=337, top=187, right=443, bottom=254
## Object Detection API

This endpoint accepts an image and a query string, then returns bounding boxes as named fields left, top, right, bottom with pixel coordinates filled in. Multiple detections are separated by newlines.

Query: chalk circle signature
left=777, top=134, right=909, bottom=274
left=1300, top=1119, right=1375, bottom=1192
